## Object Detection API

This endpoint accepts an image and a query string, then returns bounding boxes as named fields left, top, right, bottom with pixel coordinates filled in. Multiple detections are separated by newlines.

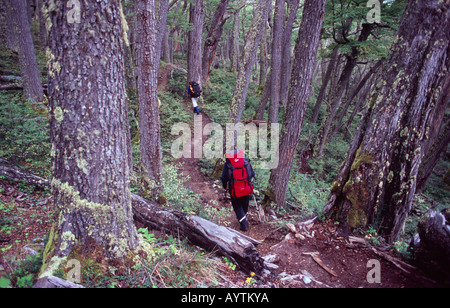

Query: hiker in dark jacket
left=187, top=81, right=202, bottom=115
left=221, top=148, right=255, bottom=231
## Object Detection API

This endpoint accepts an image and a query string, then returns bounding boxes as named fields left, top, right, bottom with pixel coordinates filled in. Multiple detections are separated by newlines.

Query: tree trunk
left=279, top=0, right=300, bottom=108
left=42, top=0, right=139, bottom=277
left=264, top=0, right=327, bottom=208
left=156, top=0, right=170, bottom=66
left=324, top=0, right=450, bottom=242
left=229, top=0, right=243, bottom=73
left=37, top=0, right=46, bottom=49
left=8, top=0, right=44, bottom=103
left=311, top=47, right=339, bottom=124
left=2, top=0, right=18, bottom=51
left=202, top=0, right=230, bottom=84
left=227, top=0, right=270, bottom=126
left=135, top=0, right=164, bottom=199
left=267, top=0, right=285, bottom=125
left=187, top=0, right=204, bottom=88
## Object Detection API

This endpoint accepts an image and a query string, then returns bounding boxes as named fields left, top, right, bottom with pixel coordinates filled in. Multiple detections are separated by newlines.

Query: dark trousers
left=231, top=195, right=250, bottom=231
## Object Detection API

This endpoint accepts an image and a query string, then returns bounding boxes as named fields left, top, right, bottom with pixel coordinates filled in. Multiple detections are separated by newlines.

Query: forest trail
left=158, top=68, right=440, bottom=288
left=174, top=110, right=436, bottom=287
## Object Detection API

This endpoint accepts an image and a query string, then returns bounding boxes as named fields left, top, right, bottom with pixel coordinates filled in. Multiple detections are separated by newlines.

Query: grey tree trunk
left=227, top=0, right=270, bottom=126
left=267, top=0, right=285, bottom=124
left=135, top=0, right=164, bottom=199
left=41, top=0, right=139, bottom=277
left=311, top=48, right=339, bottom=124
left=229, top=0, right=244, bottom=73
left=324, top=0, right=450, bottom=242
left=202, top=0, right=230, bottom=84
left=279, top=0, right=300, bottom=108
left=187, top=0, right=204, bottom=88
left=8, top=0, right=44, bottom=103
left=264, top=0, right=327, bottom=208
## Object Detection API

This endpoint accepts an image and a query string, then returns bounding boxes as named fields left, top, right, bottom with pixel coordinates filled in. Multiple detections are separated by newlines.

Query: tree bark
left=8, top=0, right=44, bottom=103
left=202, top=0, right=230, bottom=84
left=279, top=0, right=300, bottom=108
left=42, top=0, right=139, bottom=277
left=264, top=0, right=327, bottom=208
left=227, top=0, right=270, bottom=126
left=187, top=0, right=204, bottom=88
left=324, top=0, right=450, bottom=242
left=311, top=48, right=339, bottom=124
left=229, top=2, right=242, bottom=73
left=267, top=0, right=285, bottom=125
left=135, top=0, right=164, bottom=199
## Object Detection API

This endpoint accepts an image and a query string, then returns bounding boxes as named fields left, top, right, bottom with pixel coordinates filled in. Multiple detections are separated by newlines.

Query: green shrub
left=0, top=92, right=50, bottom=172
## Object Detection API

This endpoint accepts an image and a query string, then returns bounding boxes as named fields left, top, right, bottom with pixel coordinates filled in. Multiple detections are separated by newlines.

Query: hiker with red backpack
left=187, top=81, right=202, bottom=115
left=221, top=148, right=255, bottom=231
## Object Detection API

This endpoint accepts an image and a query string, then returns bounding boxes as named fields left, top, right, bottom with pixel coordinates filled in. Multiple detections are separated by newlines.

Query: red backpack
left=225, top=149, right=254, bottom=198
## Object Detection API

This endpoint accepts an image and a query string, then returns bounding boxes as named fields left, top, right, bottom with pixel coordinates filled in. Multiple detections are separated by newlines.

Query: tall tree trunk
left=264, top=0, right=327, bottom=208
left=324, top=0, right=450, bottom=242
left=156, top=0, right=170, bottom=66
left=311, top=47, right=339, bottom=124
left=227, top=0, right=270, bottom=126
left=267, top=0, right=285, bottom=124
left=37, top=0, right=47, bottom=49
left=135, top=0, right=163, bottom=199
left=229, top=0, right=245, bottom=73
left=187, top=0, right=204, bottom=88
left=279, top=0, right=300, bottom=108
left=258, top=24, right=268, bottom=91
left=2, top=0, right=18, bottom=51
left=8, top=0, right=43, bottom=103
left=202, top=0, right=230, bottom=84
left=42, top=0, right=139, bottom=277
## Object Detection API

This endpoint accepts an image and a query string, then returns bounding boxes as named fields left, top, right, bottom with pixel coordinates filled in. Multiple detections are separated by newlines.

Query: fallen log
left=0, top=84, right=48, bottom=93
left=33, top=275, right=84, bottom=288
left=132, top=194, right=265, bottom=276
left=0, top=159, right=266, bottom=276
left=0, top=158, right=49, bottom=189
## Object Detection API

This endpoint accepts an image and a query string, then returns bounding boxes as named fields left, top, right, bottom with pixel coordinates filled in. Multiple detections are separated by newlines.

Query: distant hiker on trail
left=187, top=81, right=202, bottom=115
left=221, top=148, right=255, bottom=231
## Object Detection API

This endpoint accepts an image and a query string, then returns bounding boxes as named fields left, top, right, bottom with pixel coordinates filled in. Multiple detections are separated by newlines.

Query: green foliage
left=161, top=163, right=202, bottom=214
left=0, top=92, right=50, bottom=171
left=3, top=253, right=43, bottom=288
left=287, top=172, right=330, bottom=217
left=321, top=0, right=406, bottom=60
left=203, top=69, right=260, bottom=124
